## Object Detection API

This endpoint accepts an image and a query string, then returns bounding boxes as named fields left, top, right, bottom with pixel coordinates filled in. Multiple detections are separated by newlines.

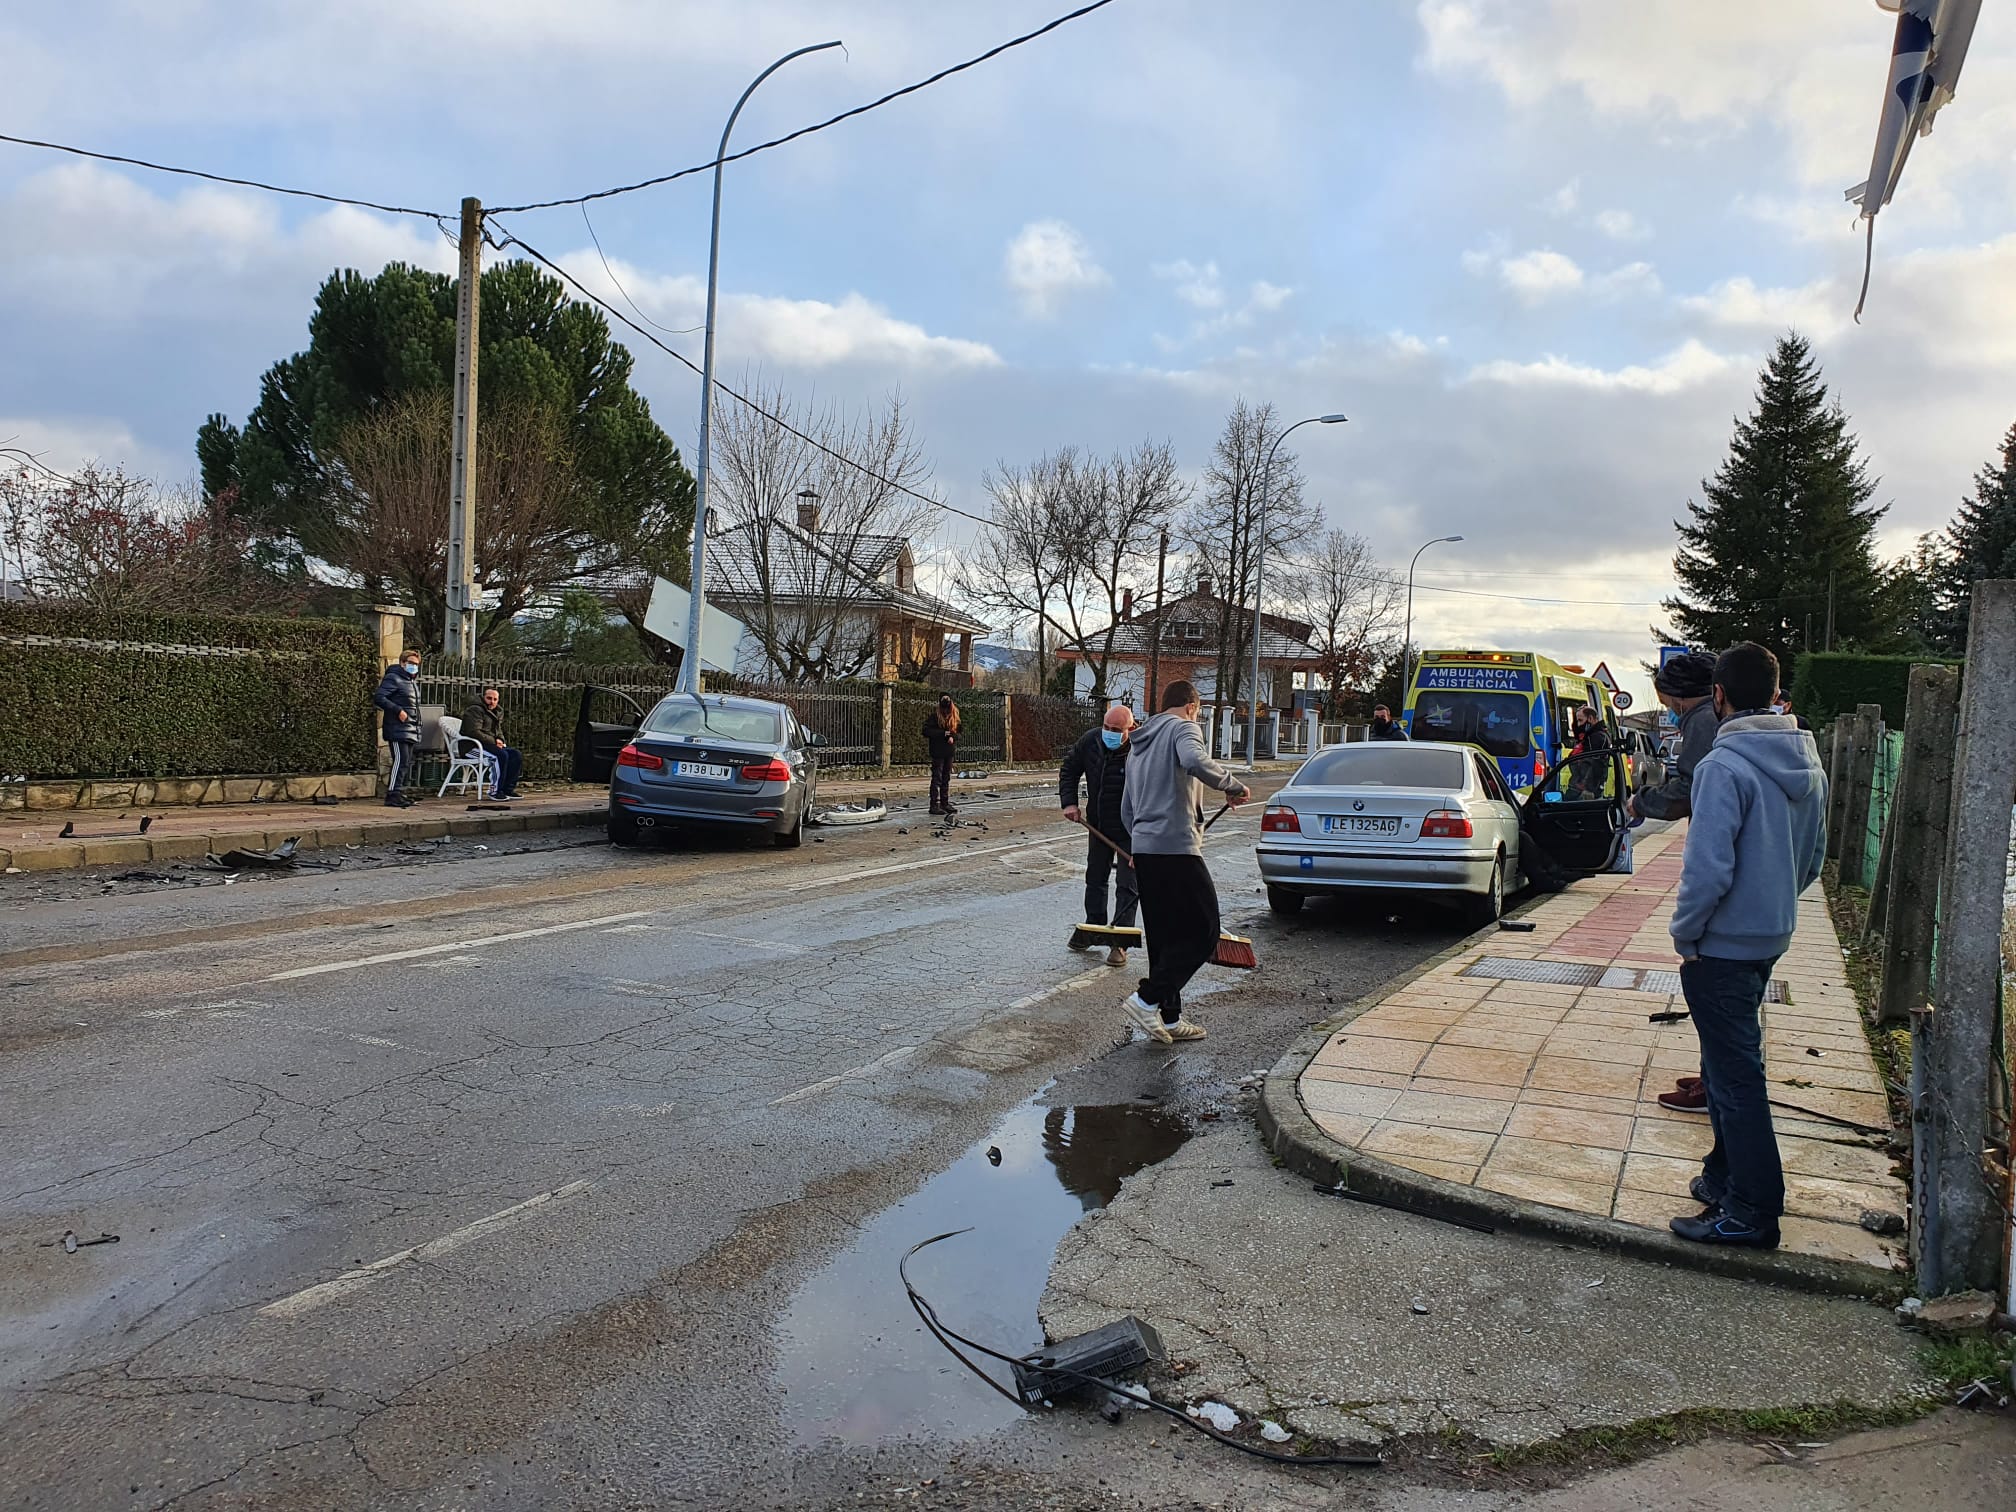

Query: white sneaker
left=1105, top=946, right=1129, bottom=968
left=1122, top=992, right=1173, bottom=1045
left=1165, top=1018, right=1207, bottom=1042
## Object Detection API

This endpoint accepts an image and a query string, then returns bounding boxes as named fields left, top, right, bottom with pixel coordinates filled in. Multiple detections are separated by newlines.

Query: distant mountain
left=969, top=642, right=1025, bottom=672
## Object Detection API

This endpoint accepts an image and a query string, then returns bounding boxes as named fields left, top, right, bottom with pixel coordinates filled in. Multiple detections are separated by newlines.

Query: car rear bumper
left=1255, top=844, right=1500, bottom=894
left=609, top=784, right=802, bottom=834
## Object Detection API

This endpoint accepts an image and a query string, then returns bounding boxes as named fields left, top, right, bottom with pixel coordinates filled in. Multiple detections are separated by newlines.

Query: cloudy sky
left=5, top=0, right=2014, bottom=702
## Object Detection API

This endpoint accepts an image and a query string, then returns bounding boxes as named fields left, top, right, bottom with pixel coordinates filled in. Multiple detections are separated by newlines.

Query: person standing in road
left=461, top=687, right=523, bottom=801
left=1368, top=704, right=1409, bottom=741
left=1666, top=642, right=1827, bottom=1249
left=923, top=694, right=960, bottom=815
left=1630, top=649, right=1723, bottom=1111
left=1118, top=681, right=1250, bottom=1044
left=374, top=649, right=424, bottom=808
left=1061, top=704, right=1138, bottom=966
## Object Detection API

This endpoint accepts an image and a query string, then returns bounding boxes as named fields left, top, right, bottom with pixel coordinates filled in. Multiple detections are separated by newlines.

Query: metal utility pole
left=1145, top=528, right=1167, bottom=709
left=677, top=40, right=844, bottom=696
left=444, top=196, right=482, bottom=665
left=1824, top=568, right=1837, bottom=652
left=1245, top=413, right=1347, bottom=769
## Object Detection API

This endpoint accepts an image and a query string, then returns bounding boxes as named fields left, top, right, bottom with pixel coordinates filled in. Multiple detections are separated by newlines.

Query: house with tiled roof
left=1055, top=574, right=1322, bottom=709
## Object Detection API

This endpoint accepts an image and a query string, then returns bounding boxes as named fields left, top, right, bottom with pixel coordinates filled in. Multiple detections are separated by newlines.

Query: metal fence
left=421, top=658, right=681, bottom=782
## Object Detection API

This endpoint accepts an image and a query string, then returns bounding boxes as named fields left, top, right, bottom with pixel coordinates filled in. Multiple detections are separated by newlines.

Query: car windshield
left=1297, top=746, right=1466, bottom=789
left=1411, top=691, right=1531, bottom=758
left=641, top=700, right=782, bottom=746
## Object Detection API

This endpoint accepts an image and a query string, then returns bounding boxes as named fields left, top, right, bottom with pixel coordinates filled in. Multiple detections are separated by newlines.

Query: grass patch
left=1484, top=1397, right=1932, bottom=1476
left=1822, top=869, right=1912, bottom=1119
left=1923, top=1333, right=2016, bottom=1392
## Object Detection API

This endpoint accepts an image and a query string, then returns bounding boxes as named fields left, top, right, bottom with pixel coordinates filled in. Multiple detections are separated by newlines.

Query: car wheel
left=1466, top=856, right=1505, bottom=928
left=608, top=806, right=640, bottom=847
left=1267, top=885, right=1305, bottom=916
left=773, top=807, right=805, bottom=849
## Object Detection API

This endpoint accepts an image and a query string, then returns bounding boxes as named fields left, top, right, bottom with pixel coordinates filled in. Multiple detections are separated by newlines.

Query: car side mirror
left=804, top=732, right=828, bottom=749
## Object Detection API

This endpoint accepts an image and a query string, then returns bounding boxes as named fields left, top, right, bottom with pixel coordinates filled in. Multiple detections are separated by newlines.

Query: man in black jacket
left=1369, top=704, right=1409, bottom=741
left=373, top=649, right=423, bottom=807
left=1060, top=704, right=1138, bottom=966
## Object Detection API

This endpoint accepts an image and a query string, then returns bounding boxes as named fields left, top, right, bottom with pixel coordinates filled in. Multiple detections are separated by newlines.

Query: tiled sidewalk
left=1297, top=825, right=1907, bottom=1271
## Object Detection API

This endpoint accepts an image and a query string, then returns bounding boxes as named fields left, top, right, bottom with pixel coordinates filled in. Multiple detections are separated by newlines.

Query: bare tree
left=1183, top=400, right=1321, bottom=703
left=0, top=462, right=290, bottom=613
left=705, top=382, right=937, bottom=683
left=317, top=392, right=593, bottom=645
left=1280, top=528, right=1402, bottom=717
left=954, top=448, right=1083, bottom=693
left=1050, top=441, right=1189, bottom=698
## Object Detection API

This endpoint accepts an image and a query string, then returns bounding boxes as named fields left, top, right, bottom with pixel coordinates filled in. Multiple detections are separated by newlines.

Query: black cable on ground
left=900, top=1230, right=1383, bottom=1469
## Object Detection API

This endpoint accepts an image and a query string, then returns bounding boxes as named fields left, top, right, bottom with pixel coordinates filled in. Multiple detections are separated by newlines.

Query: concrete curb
left=0, top=804, right=606, bottom=874
left=1255, top=907, right=1909, bottom=1303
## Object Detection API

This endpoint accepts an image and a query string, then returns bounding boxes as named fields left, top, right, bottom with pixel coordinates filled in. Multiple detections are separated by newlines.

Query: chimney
left=795, top=486, right=821, bottom=533
left=1121, top=587, right=1135, bottom=620
left=1196, top=570, right=1213, bottom=600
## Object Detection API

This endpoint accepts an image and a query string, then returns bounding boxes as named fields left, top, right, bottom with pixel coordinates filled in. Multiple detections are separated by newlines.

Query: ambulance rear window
left=1411, top=691, right=1531, bottom=758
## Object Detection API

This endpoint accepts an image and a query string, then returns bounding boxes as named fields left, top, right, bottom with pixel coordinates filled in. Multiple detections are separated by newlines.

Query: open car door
left=571, top=686, right=651, bottom=784
left=1519, top=748, right=1628, bottom=886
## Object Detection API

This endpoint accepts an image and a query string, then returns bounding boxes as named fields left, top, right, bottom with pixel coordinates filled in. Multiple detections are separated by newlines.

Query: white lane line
left=262, top=913, right=653, bottom=981
left=1006, top=965, right=1116, bottom=1012
left=769, top=1044, right=920, bottom=1106
left=692, top=931, right=806, bottom=954
left=258, top=1180, right=594, bottom=1319
left=786, top=837, right=1075, bottom=892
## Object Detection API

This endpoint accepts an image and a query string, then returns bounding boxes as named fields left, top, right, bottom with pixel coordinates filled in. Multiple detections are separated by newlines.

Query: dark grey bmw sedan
left=607, top=693, right=823, bottom=849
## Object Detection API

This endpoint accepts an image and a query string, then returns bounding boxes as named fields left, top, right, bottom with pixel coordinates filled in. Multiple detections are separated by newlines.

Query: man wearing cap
left=1631, top=649, right=1722, bottom=1112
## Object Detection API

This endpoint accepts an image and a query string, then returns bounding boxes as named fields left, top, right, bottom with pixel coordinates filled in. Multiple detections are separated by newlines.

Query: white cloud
left=1592, top=260, right=1663, bottom=299
left=1593, top=208, right=1649, bottom=241
left=1545, top=178, right=1581, bottom=215
left=1153, top=259, right=1226, bottom=310
left=1247, top=280, right=1294, bottom=314
left=1465, top=339, right=1744, bottom=395
left=1498, top=249, right=1584, bottom=302
left=1681, top=275, right=1850, bottom=342
left=1003, top=220, right=1110, bottom=319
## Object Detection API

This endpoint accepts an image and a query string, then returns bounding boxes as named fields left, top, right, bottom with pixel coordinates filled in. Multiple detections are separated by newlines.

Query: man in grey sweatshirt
left=1117, top=680, right=1250, bottom=1044
left=1665, top=642, right=1828, bottom=1249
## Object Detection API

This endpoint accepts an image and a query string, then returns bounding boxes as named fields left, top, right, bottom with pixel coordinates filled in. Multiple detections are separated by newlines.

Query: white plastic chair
left=436, top=715, right=498, bottom=798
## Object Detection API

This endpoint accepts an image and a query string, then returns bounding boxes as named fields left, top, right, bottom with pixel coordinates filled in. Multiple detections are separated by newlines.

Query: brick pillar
left=361, top=605, right=415, bottom=796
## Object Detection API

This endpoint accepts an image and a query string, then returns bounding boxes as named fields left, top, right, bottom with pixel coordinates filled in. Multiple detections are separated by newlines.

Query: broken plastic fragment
left=1188, top=1401, right=1239, bottom=1433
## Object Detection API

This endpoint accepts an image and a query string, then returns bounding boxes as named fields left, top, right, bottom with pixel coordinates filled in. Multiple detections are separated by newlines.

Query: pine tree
left=1663, top=333, right=1893, bottom=665
left=1938, top=421, right=2016, bottom=649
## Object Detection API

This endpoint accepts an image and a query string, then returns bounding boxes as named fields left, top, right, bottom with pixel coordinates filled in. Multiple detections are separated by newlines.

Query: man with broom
left=1118, top=681, right=1250, bottom=1044
left=1061, top=703, right=1140, bottom=967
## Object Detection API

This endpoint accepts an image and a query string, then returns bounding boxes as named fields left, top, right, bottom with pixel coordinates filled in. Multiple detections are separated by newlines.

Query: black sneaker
left=384, top=795, right=405, bottom=808
left=1689, top=1176, right=1722, bottom=1207
left=1669, top=1210, right=1779, bottom=1248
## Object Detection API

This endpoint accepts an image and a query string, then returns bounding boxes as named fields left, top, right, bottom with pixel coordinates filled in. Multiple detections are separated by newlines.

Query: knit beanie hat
left=1654, top=651, right=1715, bottom=700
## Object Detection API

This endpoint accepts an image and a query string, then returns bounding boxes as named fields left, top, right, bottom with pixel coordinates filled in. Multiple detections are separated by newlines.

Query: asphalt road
left=0, top=777, right=1482, bottom=1510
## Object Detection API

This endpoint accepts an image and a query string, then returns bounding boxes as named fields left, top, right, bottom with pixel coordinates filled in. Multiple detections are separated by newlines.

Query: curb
left=0, top=804, right=607, bottom=874
left=1255, top=905, right=1908, bottom=1303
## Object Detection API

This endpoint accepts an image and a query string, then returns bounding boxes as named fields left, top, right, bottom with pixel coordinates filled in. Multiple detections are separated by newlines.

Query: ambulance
left=1402, top=650, right=1627, bottom=794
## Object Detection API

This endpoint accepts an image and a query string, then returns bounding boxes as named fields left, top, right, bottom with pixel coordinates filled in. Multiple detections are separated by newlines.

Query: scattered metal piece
left=209, top=836, right=301, bottom=869
left=55, top=1230, right=119, bottom=1252
left=1313, top=1181, right=1496, bottom=1234
left=1496, top=919, right=1536, bottom=933
left=1410, top=1300, right=1429, bottom=1315
left=1210, top=1180, right=1235, bottom=1189
left=1806, top=1047, right=1825, bottom=1057
left=1648, top=1010, right=1688, bottom=1024
left=985, top=1146, right=1002, bottom=1166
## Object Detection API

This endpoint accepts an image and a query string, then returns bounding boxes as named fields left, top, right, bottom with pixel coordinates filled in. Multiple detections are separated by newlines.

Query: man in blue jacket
left=373, top=649, right=424, bottom=808
left=1666, top=642, right=1828, bottom=1249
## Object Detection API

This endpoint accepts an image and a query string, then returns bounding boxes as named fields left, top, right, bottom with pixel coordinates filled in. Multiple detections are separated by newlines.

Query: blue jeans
left=1682, top=955, right=1784, bottom=1228
left=489, top=744, right=523, bottom=796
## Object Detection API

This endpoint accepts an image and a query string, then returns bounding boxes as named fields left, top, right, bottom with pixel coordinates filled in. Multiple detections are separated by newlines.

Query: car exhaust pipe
left=636, top=816, right=657, bottom=828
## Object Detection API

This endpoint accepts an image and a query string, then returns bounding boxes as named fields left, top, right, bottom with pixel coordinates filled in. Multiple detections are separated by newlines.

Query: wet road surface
left=0, top=780, right=1480, bottom=1509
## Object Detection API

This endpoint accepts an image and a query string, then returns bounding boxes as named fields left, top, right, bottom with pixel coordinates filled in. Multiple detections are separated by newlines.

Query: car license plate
left=673, top=761, right=733, bottom=781
left=1322, top=815, right=1399, bottom=836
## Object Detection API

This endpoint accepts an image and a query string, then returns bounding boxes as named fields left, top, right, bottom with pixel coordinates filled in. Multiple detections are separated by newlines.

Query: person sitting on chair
left=461, top=687, right=523, bottom=800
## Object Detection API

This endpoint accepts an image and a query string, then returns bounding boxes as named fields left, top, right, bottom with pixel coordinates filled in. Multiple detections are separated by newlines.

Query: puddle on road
left=775, top=1092, right=1188, bottom=1448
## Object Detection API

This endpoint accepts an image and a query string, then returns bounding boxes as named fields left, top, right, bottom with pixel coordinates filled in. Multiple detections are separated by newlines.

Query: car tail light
left=1421, top=810, right=1473, bottom=839
left=1261, top=805, right=1299, bottom=833
left=739, top=757, right=793, bottom=782
left=616, top=744, right=663, bottom=771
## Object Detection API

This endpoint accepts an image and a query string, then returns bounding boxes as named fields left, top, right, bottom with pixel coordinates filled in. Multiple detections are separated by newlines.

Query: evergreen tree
left=1938, top=421, right=2016, bottom=649
left=1663, top=333, right=1894, bottom=665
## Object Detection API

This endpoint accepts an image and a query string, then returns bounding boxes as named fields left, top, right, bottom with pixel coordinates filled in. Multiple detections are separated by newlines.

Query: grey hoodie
left=1120, top=711, right=1247, bottom=856
left=1635, top=697, right=1719, bottom=821
left=1668, top=713, right=1829, bottom=961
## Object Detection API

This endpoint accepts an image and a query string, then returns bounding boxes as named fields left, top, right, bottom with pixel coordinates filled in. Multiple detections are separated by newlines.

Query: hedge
left=422, top=659, right=682, bottom=782
left=1791, top=652, right=1965, bottom=727
left=0, top=603, right=379, bottom=778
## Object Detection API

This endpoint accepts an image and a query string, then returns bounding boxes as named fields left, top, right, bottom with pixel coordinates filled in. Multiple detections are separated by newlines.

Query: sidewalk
left=0, top=768, right=1068, bottom=873
left=1264, top=823, right=1909, bottom=1292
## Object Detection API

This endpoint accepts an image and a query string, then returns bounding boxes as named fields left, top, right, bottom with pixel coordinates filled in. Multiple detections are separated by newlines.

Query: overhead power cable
left=491, top=219, right=995, bottom=528
left=0, top=131, right=446, bottom=219
left=485, top=0, right=1122, bottom=214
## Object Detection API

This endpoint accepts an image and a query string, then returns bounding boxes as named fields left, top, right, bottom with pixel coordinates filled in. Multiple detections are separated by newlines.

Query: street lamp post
left=677, top=39, right=844, bottom=695
left=1401, top=534, right=1465, bottom=703
left=1244, top=413, right=1347, bottom=769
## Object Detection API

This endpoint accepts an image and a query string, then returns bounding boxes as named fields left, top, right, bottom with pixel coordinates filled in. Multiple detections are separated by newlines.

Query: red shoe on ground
left=1657, top=1082, right=1709, bottom=1112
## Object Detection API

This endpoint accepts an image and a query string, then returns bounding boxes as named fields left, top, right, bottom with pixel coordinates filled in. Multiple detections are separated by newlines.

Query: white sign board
left=642, top=576, right=751, bottom=674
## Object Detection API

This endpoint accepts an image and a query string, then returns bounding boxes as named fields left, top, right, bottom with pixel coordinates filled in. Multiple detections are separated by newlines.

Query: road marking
left=692, top=931, right=806, bottom=954
left=259, top=1180, right=593, bottom=1319
left=261, top=913, right=653, bottom=981
left=786, top=836, right=1085, bottom=892
left=770, top=1044, right=920, bottom=1106
left=1006, top=965, right=1115, bottom=1012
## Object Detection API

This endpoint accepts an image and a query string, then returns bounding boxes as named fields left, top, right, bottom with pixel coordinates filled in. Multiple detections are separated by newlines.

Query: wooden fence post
left=1863, top=799, right=1897, bottom=942
left=1826, top=718, right=1851, bottom=860
left=878, top=680, right=893, bottom=774
left=1840, top=703, right=1884, bottom=887
left=1916, top=581, right=2015, bottom=1294
left=1879, top=666, right=1959, bottom=1027
left=1002, top=692, right=1016, bottom=765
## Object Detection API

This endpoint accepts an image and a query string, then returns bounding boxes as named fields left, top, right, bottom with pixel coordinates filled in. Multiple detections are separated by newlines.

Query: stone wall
left=0, top=771, right=381, bottom=811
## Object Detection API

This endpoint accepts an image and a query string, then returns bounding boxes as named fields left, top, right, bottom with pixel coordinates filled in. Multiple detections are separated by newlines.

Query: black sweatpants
left=929, top=752, right=954, bottom=810
left=1133, top=851, right=1219, bottom=1024
left=1084, top=830, right=1140, bottom=929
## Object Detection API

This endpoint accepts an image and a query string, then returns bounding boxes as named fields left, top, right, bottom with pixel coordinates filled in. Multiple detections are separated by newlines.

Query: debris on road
left=208, top=836, right=301, bottom=869
left=1188, top=1401, right=1240, bottom=1433
left=1410, top=1300, right=1430, bottom=1315
left=1259, top=1420, right=1293, bottom=1443
left=53, top=1230, right=120, bottom=1252
left=1858, top=1209, right=1905, bottom=1235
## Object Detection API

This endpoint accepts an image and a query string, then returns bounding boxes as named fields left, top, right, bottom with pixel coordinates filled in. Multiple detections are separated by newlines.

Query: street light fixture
left=677, top=39, right=845, bottom=695
left=1401, top=534, right=1465, bottom=701
left=1244, top=413, right=1348, bottom=770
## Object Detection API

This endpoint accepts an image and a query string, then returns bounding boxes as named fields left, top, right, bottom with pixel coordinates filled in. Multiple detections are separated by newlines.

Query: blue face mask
left=1101, top=730, right=1125, bottom=750
left=402, top=662, right=419, bottom=675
